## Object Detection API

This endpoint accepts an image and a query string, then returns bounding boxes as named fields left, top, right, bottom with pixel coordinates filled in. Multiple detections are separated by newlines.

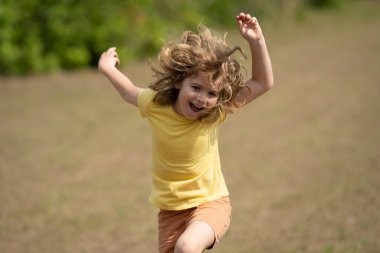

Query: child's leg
left=175, top=196, right=231, bottom=253
left=158, top=209, right=188, bottom=253
left=158, top=197, right=231, bottom=253
left=174, top=220, right=215, bottom=253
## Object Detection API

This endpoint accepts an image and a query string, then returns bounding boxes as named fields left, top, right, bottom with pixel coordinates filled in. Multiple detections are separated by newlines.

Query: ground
left=0, top=2, right=379, bottom=253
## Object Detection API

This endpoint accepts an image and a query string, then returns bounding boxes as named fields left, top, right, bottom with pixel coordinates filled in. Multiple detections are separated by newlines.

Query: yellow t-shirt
left=138, top=89, right=229, bottom=210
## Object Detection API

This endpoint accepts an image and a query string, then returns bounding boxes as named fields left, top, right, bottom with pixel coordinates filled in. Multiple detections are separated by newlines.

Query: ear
left=174, top=82, right=182, bottom=89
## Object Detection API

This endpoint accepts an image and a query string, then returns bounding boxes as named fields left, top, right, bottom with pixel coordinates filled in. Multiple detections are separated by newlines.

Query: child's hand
left=98, top=47, right=120, bottom=74
left=236, top=13, right=264, bottom=42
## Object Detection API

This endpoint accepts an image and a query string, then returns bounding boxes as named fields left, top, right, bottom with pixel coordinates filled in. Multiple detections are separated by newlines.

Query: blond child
left=98, top=13, right=273, bottom=253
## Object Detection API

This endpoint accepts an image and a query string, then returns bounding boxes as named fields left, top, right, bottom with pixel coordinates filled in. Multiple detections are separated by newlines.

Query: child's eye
left=192, top=86, right=200, bottom=91
left=208, top=92, right=218, bottom=98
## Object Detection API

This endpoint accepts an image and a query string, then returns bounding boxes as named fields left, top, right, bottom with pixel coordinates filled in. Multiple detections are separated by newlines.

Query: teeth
left=190, top=102, right=204, bottom=112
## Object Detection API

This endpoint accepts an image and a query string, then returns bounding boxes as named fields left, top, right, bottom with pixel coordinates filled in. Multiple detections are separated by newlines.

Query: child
left=98, top=12, right=273, bottom=253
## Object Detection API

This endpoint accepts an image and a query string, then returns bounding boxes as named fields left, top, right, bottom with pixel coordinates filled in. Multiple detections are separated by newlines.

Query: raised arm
left=98, top=47, right=142, bottom=107
left=236, top=13, right=274, bottom=105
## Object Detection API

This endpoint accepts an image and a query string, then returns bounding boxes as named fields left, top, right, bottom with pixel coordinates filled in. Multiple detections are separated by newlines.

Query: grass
left=1, top=2, right=379, bottom=252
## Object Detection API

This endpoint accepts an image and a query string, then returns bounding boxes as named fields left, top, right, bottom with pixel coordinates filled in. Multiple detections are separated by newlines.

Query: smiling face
left=173, top=73, right=221, bottom=121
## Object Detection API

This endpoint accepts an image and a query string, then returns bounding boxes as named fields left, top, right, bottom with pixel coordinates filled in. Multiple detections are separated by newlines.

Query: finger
left=107, top=49, right=119, bottom=59
left=236, top=18, right=243, bottom=26
left=107, top=47, right=117, bottom=52
left=250, top=17, right=258, bottom=25
left=106, top=47, right=117, bottom=56
left=237, top=12, right=246, bottom=20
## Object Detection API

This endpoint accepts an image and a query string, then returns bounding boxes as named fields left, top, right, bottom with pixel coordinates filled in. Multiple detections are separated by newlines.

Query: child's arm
left=236, top=13, right=274, bottom=105
left=98, top=47, right=142, bottom=107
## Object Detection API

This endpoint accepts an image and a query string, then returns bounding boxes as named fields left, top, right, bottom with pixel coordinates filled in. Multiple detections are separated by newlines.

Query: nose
left=196, top=94, right=208, bottom=106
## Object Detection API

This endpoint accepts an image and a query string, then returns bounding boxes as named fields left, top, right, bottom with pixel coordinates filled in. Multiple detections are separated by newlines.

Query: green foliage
left=308, top=0, right=346, bottom=8
left=0, top=0, right=354, bottom=75
left=0, top=0, right=158, bottom=75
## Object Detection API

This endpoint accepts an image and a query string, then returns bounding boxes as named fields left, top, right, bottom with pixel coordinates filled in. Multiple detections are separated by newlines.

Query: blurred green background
left=1, top=1, right=380, bottom=253
left=0, top=0, right=351, bottom=75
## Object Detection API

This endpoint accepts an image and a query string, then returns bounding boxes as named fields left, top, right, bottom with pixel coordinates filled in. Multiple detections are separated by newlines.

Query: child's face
left=173, top=73, right=221, bottom=120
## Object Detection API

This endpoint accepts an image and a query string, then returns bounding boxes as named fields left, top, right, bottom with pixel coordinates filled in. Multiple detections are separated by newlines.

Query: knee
left=174, top=237, right=201, bottom=253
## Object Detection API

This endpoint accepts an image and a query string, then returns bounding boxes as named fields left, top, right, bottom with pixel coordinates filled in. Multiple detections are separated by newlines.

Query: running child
left=98, top=12, right=273, bottom=253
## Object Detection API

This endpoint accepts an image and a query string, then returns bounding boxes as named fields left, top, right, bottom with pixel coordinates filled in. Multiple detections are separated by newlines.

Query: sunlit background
left=1, top=0, right=379, bottom=252
left=0, top=0, right=359, bottom=75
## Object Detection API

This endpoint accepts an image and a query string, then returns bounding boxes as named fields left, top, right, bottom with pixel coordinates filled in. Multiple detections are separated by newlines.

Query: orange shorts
left=158, top=197, right=232, bottom=253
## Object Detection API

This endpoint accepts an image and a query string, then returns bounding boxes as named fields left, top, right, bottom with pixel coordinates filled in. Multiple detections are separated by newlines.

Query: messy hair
left=149, top=25, right=247, bottom=124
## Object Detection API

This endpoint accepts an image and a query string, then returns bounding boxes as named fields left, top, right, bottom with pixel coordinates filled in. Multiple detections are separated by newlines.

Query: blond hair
left=149, top=25, right=246, bottom=123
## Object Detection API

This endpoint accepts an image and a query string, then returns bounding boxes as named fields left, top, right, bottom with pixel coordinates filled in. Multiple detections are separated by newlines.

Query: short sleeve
left=137, top=88, right=155, bottom=117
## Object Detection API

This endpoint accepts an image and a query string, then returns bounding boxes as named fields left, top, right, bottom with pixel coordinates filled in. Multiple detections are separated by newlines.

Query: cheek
left=178, top=89, right=189, bottom=99
left=208, top=97, right=218, bottom=107
left=181, top=87, right=194, bottom=98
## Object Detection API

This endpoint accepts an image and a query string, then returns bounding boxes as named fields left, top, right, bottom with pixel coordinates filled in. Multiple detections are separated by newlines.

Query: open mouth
left=189, top=102, right=204, bottom=112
